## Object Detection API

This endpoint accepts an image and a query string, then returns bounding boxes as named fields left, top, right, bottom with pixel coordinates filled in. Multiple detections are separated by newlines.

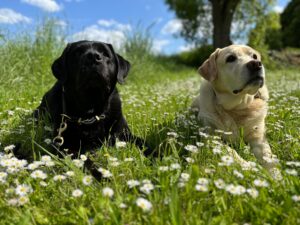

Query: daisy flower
left=136, top=197, right=152, bottom=212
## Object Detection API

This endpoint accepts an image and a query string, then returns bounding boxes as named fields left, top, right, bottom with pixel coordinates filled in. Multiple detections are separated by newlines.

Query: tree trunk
left=210, top=0, right=241, bottom=48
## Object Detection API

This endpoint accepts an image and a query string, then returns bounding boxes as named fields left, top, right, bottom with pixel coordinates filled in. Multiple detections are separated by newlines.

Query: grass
left=0, top=23, right=300, bottom=225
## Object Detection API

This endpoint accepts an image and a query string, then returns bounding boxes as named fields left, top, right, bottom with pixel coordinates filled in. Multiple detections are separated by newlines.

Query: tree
left=165, top=0, right=274, bottom=48
left=281, top=0, right=300, bottom=48
left=248, top=12, right=282, bottom=50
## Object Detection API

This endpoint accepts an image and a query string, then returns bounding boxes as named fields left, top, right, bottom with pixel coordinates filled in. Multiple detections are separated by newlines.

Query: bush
left=171, top=45, right=214, bottom=68
left=248, top=12, right=282, bottom=50
left=281, top=0, right=300, bottom=48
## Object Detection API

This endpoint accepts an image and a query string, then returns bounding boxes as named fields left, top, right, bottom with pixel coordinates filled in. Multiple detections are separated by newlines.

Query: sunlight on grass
left=0, top=21, right=300, bottom=225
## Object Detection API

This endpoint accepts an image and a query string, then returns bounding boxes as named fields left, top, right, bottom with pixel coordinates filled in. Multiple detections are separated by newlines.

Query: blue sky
left=0, top=0, right=290, bottom=54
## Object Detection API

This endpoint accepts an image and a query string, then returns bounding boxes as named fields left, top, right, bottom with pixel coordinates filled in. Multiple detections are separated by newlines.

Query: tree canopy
left=165, top=0, right=274, bottom=48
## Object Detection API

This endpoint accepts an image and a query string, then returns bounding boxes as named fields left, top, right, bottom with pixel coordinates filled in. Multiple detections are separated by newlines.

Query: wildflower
left=170, top=163, right=181, bottom=170
left=15, top=184, right=32, bottom=196
left=44, top=139, right=52, bottom=145
left=41, top=155, right=51, bottom=162
left=72, top=159, right=84, bottom=168
left=4, top=144, right=15, bottom=152
left=102, top=187, right=114, bottom=198
left=167, top=132, right=178, bottom=138
left=39, top=181, right=48, bottom=187
left=44, top=126, right=53, bottom=132
left=253, top=179, right=269, bottom=187
left=204, top=168, right=215, bottom=174
left=196, top=142, right=204, bottom=147
left=98, top=168, right=112, bottom=178
left=292, top=195, right=300, bottom=202
left=226, top=184, right=246, bottom=195
left=27, top=162, right=42, bottom=170
left=214, top=179, right=226, bottom=189
left=127, top=179, right=140, bottom=188
left=45, top=161, right=55, bottom=167
left=136, top=197, right=152, bottom=212
left=286, top=161, right=300, bottom=167
left=184, top=145, right=198, bottom=153
left=140, top=183, right=154, bottom=194
left=197, top=178, right=209, bottom=185
left=285, top=169, right=298, bottom=176
left=18, top=196, right=29, bottom=206
left=212, top=147, right=222, bottom=154
left=159, top=166, right=169, bottom=172
left=263, top=156, right=279, bottom=164
left=65, top=171, right=75, bottom=177
left=80, top=155, right=87, bottom=161
left=72, top=189, right=83, bottom=197
left=81, top=175, right=93, bottom=186
left=0, top=172, right=8, bottom=182
left=233, top=170, right=244, bottom=179
left=220, top=155, right=234, bottom=166
left=30, top=170, right=47, bottom=180
left=185, top=157, right=195, bottom=163
left=180, top=173, right=190, bottom=182
left=119, top=203, right=127, bottom=208
left=246, top=188, right=259, bottom=198
left=178, top=182, right=186, bottom=188
left=124, top=157, right=134, bottom=162
left=195, top=184, right=208, bottom=192
left=116, top=141, right=127, bottom=148
left=53, top=175, right=67, bottom=181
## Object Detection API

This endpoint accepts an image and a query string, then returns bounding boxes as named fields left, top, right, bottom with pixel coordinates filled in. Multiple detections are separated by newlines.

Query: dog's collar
left=52, top=86, right=106, bottom=147
left=61, top=86, right=106, bottom=124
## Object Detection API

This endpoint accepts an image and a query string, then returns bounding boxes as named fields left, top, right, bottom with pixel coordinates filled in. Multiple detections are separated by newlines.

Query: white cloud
left=152, top=39, right=170, bottom=53
left=0, top=8, right=31, bottom=24
left=161, top=19, right=182, bottom=35
left=273, top=5, right=284, bottom=13
left=178, top=43, right=195, bottom=52
left=54, top=19, right=67, bottom=28
left=72, top=25, right=126, bottom=50
left=97, top=19, right=131, bottom=32
left=21, top=0, right=61, bottom=12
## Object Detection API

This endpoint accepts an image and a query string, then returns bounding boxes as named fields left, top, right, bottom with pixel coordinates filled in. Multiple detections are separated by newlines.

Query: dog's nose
left=246, top=60, right=262, bottom=72
left=85, top=51, right=102, bottom=65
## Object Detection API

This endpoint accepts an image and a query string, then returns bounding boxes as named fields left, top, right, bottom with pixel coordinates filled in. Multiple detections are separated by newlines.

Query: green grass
left=0, top=24, right=300, bottom=225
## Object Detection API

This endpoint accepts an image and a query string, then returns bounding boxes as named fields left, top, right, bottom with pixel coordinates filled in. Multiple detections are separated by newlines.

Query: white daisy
left=72, top=189, right=83, bottom=197
left=195, top=184, right=208, bottom=192
left=15, top=184, right=32, bottom=196
left=127, top=179, right=140, bottom=188
left=30, top=170, right=47, bottom=180
left=253, top=179, right=269, bottom=187
left=136, top=197, right=152, bottom=212
left=214, top=179, right=226, bottom=189
left=102, top=187, right=114, bottom=198
left=82, top=175, right=93, bottom=186
left=184, top=145, right=198, bottom=153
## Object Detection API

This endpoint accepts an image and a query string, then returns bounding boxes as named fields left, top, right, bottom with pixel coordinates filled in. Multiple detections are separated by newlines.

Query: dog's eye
left=226, top=55, right=237, bottom=63
left=253, top=54, right=257, bottom=60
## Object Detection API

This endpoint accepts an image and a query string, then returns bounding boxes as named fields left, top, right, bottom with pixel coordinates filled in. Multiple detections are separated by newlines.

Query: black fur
left=35, top=41, right=150, bottom=179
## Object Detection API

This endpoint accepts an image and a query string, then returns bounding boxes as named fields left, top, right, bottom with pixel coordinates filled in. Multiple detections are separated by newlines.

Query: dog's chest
left=217, top=98, right=267, bottom=141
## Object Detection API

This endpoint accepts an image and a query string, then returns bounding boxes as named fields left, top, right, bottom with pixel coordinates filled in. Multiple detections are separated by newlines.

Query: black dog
left=33, top=41, right=149, bottom=178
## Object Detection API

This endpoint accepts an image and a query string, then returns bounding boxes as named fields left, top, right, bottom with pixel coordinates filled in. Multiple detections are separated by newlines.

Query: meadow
left=0, top=22, right=300, bottom=225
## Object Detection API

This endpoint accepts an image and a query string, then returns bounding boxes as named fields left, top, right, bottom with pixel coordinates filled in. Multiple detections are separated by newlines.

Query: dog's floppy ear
left=51, top=44, right=71, bottom=83
left=198, top=48, right=220, bottom=82
left=107, top=43, right=131, bottom=84
left=115, top=54, right=130, bottom=84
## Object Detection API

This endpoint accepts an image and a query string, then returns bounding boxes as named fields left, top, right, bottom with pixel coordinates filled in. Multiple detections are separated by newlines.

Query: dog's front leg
left=249, top=140, right=282, bottom=179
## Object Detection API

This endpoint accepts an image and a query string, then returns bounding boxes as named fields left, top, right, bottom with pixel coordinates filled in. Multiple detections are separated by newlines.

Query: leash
left=52, top=86, right=106, bottom=147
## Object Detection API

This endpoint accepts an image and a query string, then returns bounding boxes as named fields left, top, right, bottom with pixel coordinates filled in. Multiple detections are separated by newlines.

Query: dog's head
left=198, top=45, right=264, bottom=96
left=52, top=40, right=130, bottom=93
